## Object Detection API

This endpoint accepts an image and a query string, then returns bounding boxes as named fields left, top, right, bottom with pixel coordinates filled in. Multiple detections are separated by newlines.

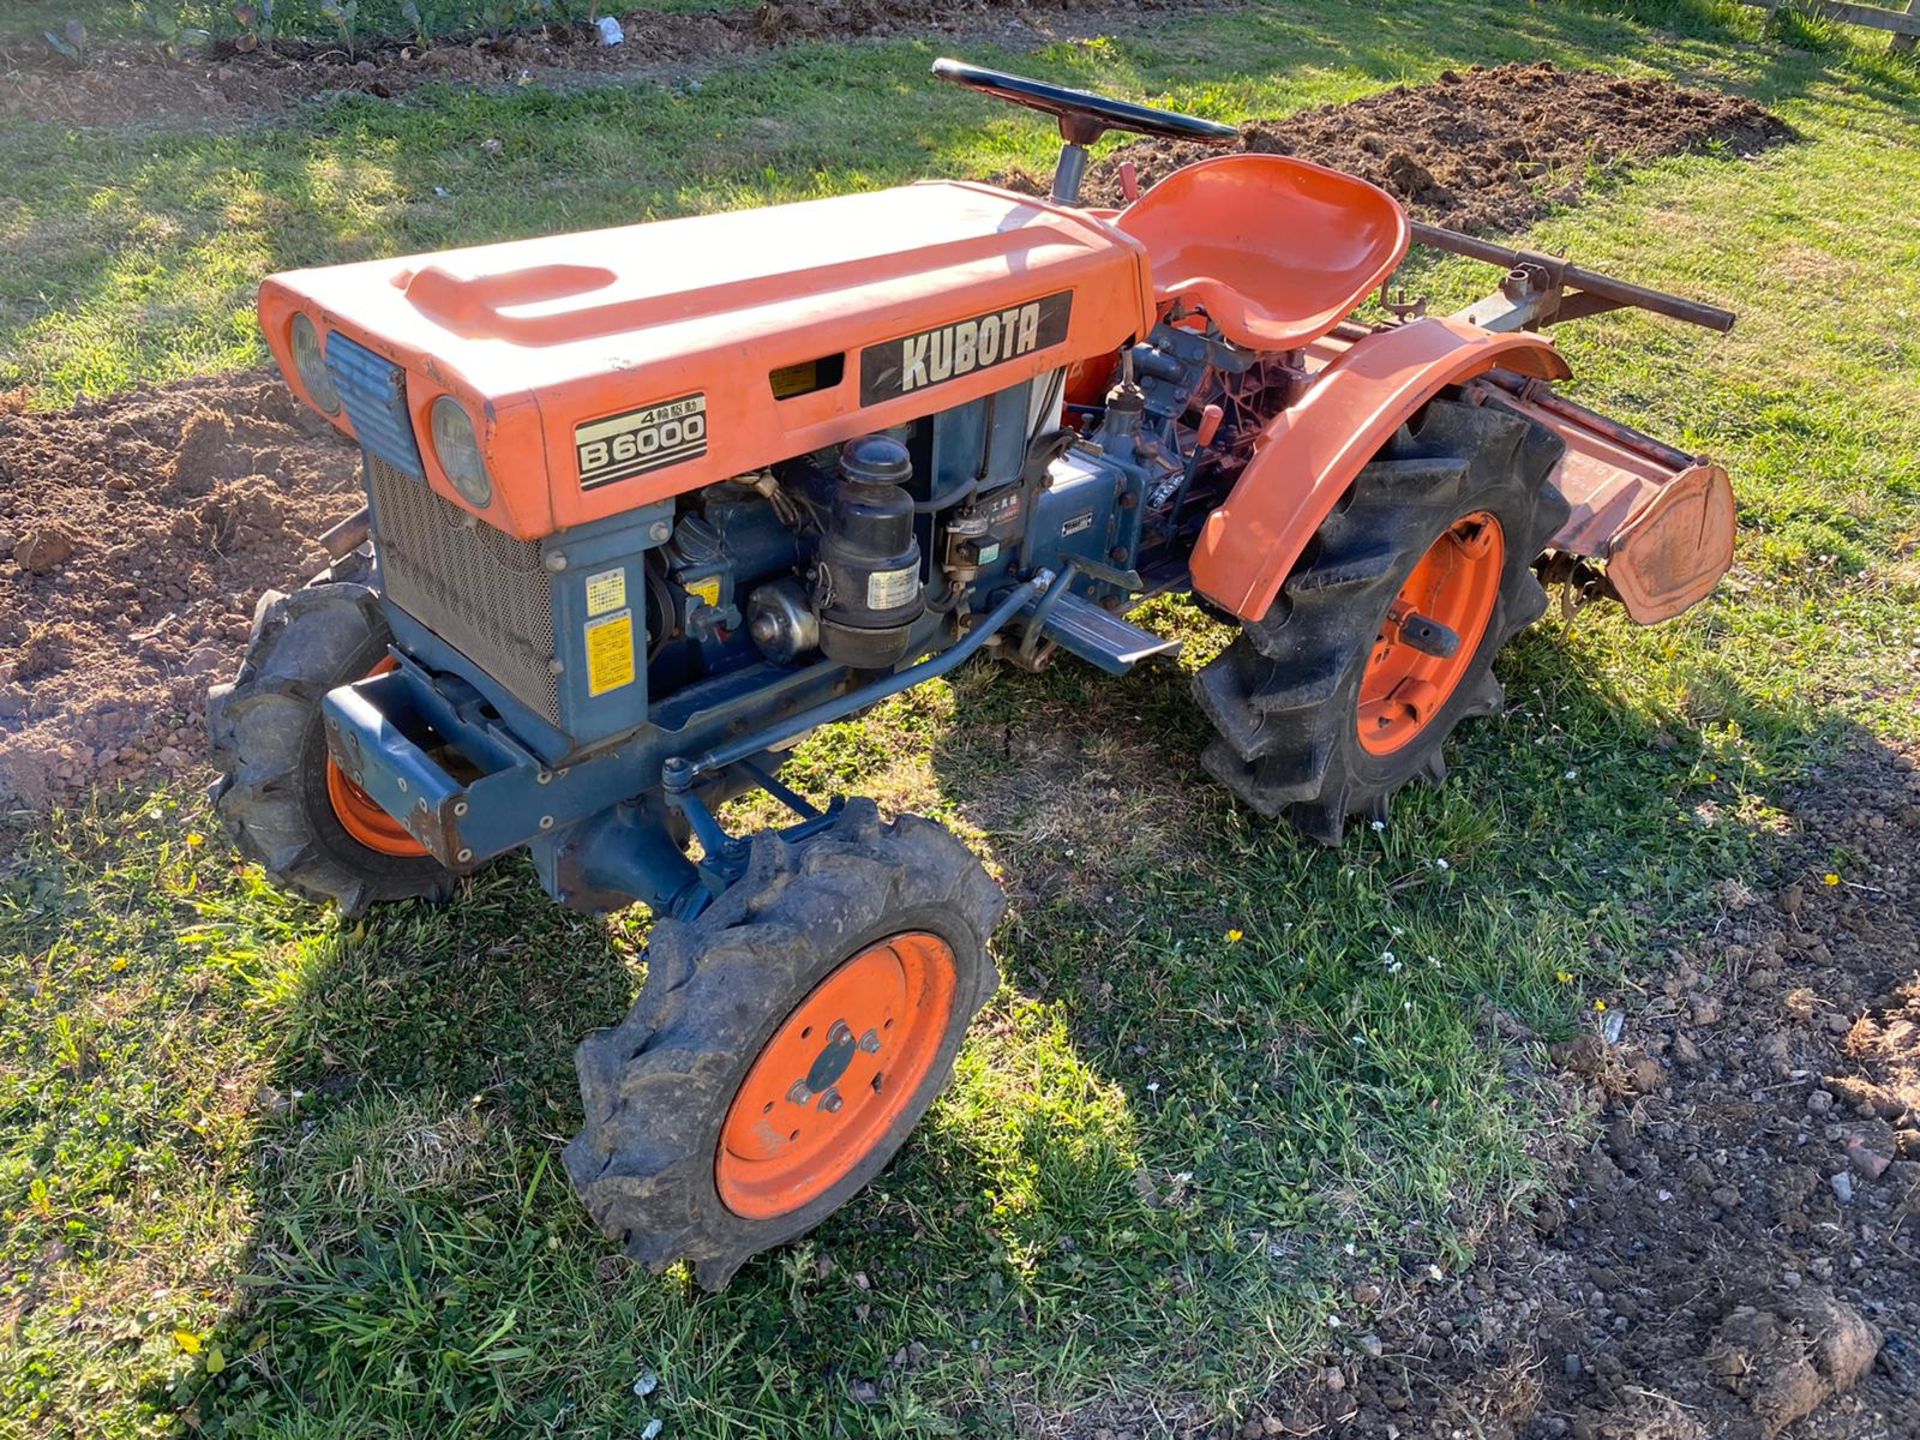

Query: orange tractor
left=210, top=61, right=1737, bottom=1286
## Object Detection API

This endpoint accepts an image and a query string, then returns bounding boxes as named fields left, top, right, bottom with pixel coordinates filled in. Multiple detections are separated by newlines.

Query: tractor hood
left=260, top=181, right=1155, bottom=540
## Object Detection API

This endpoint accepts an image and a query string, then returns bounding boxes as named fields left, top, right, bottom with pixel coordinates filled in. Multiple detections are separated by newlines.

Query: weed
left=316, top=0, right=357, bottom=57
left=230, top=0, right=275, bottom=54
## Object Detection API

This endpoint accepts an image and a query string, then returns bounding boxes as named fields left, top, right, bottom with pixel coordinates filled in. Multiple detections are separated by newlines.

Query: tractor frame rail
left=1406, top=220, right=1738, bottom=335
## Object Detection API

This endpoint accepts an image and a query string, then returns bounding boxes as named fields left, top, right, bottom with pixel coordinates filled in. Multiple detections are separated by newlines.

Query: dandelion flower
left=1822, top=873, right=1840, bottom=887
left=1225, top=928, right=1244, bottom=943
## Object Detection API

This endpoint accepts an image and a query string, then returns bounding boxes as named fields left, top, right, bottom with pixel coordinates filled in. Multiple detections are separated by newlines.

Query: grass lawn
left=3, top=1, right=1920, bottom=1436
left=0, top=0, right=752, bottom=46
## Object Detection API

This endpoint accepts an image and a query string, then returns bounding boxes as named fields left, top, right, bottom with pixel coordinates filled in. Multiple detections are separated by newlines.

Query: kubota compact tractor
left=210, top=61, right=1738, bottom=1286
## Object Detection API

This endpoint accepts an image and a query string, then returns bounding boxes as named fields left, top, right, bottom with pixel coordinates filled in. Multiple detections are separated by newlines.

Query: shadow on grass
left=0, top=575, right=1902, bottom=1438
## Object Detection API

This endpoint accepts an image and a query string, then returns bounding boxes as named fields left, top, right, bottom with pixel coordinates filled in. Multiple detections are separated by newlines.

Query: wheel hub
left=1356, top=511, right=1506, bottom=756
left=716, top=932, right=957, bottom=1220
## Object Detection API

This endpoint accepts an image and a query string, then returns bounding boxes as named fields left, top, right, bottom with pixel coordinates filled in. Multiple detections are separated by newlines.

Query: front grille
left=365, top=456, right=560, bottom=723
left=327, top=333, right=425, bottom=478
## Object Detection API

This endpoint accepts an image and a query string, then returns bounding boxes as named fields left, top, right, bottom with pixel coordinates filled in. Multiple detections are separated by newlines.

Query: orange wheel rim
left=716, top=932, right=957, bottom=1221
left=1357, top=511, right=1505, bottom=756
left=324, top=657, right=431, bottom=858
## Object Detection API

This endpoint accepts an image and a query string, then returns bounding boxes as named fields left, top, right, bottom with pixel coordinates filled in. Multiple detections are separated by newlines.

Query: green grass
left=4, top=2, right=1920, bottom=1437
left=1, top=0, right=754, bottom=47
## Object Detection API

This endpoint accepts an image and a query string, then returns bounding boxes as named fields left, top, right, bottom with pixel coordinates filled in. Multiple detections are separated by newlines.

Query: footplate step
left=1039, top=591, right=1181, bottom=675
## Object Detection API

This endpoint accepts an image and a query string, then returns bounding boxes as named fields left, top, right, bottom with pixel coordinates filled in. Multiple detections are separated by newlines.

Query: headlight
left=429, top=396, right=493, bottom=509
left=289, top=313, right=341, bottom=415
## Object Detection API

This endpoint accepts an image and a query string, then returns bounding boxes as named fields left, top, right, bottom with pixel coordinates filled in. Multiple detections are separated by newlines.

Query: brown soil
left=1207, top=740, right=1920, bottom=1440
left=0, top=373, right=359, bottom=812
left=0, top=0, right=1196, bottom=130
left=995, top=61, right=1792, bottom=233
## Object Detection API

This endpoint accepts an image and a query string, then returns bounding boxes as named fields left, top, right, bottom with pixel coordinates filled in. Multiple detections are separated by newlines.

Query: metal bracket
left=665, top=570, right=1053, bottom=794
left=1411, top=219, right=1735, bottom=334
left=666, top=763, right=846, bottom=918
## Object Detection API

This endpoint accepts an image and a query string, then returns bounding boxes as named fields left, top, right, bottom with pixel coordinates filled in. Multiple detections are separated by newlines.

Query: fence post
left=1895, top=0, right=1919, bottom=53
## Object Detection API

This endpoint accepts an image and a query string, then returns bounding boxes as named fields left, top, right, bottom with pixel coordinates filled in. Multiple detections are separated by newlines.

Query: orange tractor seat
left=1114, top=153, right=1410, bottom=352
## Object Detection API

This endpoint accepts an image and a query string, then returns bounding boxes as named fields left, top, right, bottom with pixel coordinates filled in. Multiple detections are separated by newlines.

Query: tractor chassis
left=320, top=569, right=1057, bottom=919
left=317, top=228, right=1737, bottom=920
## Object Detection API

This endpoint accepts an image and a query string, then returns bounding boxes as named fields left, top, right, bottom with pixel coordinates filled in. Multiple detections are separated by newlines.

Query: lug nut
left=786, top=1081, right=812, bottom=1105
left=819, top=1088, right=844, bottom=1114
left=858, top=1028, right=882, bottom=1055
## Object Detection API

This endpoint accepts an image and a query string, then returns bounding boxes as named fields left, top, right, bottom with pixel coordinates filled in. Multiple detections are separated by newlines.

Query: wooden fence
left=1739, top=0, right=1920, bottom=51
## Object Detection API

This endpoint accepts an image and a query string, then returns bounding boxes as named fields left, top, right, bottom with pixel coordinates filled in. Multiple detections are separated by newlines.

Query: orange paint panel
left=260, top=181, right=1155, bottom=541
left=1188, top=318, right=1571, bottom=621
left=1115, top=153, right=1410, bottom=352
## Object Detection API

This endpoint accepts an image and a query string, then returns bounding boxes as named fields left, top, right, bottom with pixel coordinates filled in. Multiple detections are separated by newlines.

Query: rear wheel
left=564, top=801, right=1003, bottom=1290
left=207, top=581, right=453, bottom=914
left=1194, top=397, right=1568, bottom=842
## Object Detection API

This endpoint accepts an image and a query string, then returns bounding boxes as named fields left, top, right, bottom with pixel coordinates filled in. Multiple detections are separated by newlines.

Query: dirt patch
left=1211, top=741, right=1920, bottom=1440
left=0, top=0, right=1197, bottom=130
left=0, top=372, right=359, bottom=812
left=995, top=62, right=1791, bottom=233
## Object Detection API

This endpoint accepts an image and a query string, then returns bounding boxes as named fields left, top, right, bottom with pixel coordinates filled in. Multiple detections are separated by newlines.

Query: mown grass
left=4, top=1, right=1920, bottom=1437
left=0, top=0, right=751, bottom=47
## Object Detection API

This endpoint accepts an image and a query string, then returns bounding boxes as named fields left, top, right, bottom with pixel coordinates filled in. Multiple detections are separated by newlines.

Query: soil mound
left=996, top=61, right=1791, bottom=232
left=0, top=372, right=358, bottom=812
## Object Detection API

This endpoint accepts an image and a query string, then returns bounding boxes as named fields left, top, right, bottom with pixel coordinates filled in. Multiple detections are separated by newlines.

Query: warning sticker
left=686, top=575, right=722, bottom=608
left=584, top=610, right=636, bottom=697
left=866, top=565, right=919, bottom=611
left=584, top=567, right=627, bottom=617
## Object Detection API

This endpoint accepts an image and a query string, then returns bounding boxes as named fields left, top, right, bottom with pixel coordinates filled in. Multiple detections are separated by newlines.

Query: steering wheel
left=932, top=57, right=1239, bottom=148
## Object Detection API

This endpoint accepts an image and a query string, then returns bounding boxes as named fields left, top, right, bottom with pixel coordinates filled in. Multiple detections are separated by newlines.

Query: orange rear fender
left=1188, top=318, right=1571, bottom=621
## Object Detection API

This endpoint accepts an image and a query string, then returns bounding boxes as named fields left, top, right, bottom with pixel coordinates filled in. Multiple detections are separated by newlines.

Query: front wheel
left=207, top=580, right=453, bottom=914
left=1194, top=397, right=1569, bottom=842
left=564, top=801, right=1004, bottom=1290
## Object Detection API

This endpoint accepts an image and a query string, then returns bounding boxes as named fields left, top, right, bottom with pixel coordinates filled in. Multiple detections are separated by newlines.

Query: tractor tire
left=206, top=579, right=454, bottom=915
left=564, top=799, right=1003, bottom=1291
left=1194, top=397, right=1568, bottom=843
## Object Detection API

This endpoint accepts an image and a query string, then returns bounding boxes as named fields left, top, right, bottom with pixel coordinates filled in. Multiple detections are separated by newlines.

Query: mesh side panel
left=365, top=457, right=560, bottom=723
